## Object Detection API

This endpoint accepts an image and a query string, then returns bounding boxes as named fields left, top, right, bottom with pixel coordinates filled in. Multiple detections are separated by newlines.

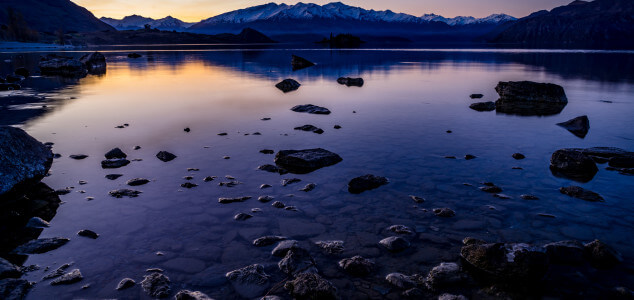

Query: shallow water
left=1, top=48, right=634, bottom=299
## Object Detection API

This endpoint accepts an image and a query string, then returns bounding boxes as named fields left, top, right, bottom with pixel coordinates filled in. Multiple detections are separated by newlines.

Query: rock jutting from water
left=470, top=93, right=484, bottom=99
left=156, top=151, right=177, bottom=162
left=116, top=278, right=136, bottom=290
left=276, top=79, right=301, bottom=93
left=557, top=115, right=590, bottom=138
left=11, top=237, right=69, bottom=254
left=225, top=264, right=270, bottom=299
left=50, top=269, right=83, bottom=285
left=290, top=104, right=331, bottom=115
left=348, top=174, right=388, bottom=194
left=77, top=229, right=99, bottom=239
left=253, top=236, right=287, bottom=247
left=337, top=77, right=364, bottom=87
left=104, top=147, right=127, bottom=159
left=494, top=81, right=568, bottom=116
left=560, top=186, right=604, bottom=202
left=79, top=52, right=106, bottom=74
left=278, top=247, right=318, bottom=276
left=109, top=189, right=142, bottom=198
left=425, top=262, right=465, bottom=291
left=174, top=290, right=214, bottom=300
left=126, top=178, right=150, bottom=186
left=379, top=236, right=410, bottom=252
left=141, top=272, right=171, bottom=298
left=39, top=54, right=87, bottom=77
left=284, top=272, right=338, bottom=300
left=294, top=124, right=324, bottom=134
left=550, top=149, right=598, bottom=182
left=339, top=256, right=374, bottom=276
left=218, top=196, right=252, bottom=204
left=469, top=101, right=496, bottom=112
left=315, top=240, right=344, bottom=255
left=101, top=159, right=130, bottom=169
left=291, top=55, right=315, bottom=71
left=274, top=148, right=342, bottom=174
left=0, top=258, right=21, bottom=279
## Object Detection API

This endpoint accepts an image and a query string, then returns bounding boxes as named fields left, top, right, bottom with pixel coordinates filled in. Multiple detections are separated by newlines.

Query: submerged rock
left=141, top=272, right=170, bottom=298
left=557, top=115, right=590, bottom=138
left=258, top=164, right=287, bottom=174
left=550, top=149, right=598, bottom=182
left=290, top=104, right=331, bottom=115
left=512, top=153, right=526, bottom=160
left=101, top=159, right=130, bottom=169
left=109, top=189, right=141, bottom=198
left=388, top=225, right=413, bottom=234
left=128, top=53, right=142, bottom=58
left=294, top=125, right=324, bottom=134
left=275, top=148, right=342, bottom=174
left=348, top=174, right=388, bottom=194
left=584, top=239, right=623, bottom=269
left=560, top=186, right=604, bottom=202
left=105, top=174, right=123, bottom=180
left=0, top=126, right=53, bottom=196
left=43, top=263, right=72, bottom=280
left=175, top=290, right=214, bottom=300
left=276, top=79, right=301, bottom=93
left=379, top=236, right=410, bottom=252
left=69, top=154, right=88, bottom=160
left=253, top=236, right=287, bottom=247
left=50, top=269, right=83, bottom=285
left=470, top=94, right=484, bottom=99
left=315, top=240, right=344, bottom=255
left=337, top=77, right=364, bottom=87
left=339, top=256, right=374, bottom=276
left=291, top=55, right=315, bottom=71
left=260, top=149, right=274, bottom=154
left=460, top=242, right=548, bottom=282
left=433, top=208, right=456, bottom=218
left=116, top=278, right=136, bottom=290
left=225, top=264, right=270, bottom=299
left=282, top=178, right=302, bottom=186
left=12, top=237, right=69, bottom=254
left=272, top=240, right=300, bottom=257
left=284, top=273, right=338, bottom=300
left=156, top=151, right=177, bottom=162
left=494, top=81, right=567, bottom=116
left=469, top=101, right=495, bottom=112
left=300, top=183, right=316, bottom=192
left=278, top=248, right=318, bottom=276
left=258, top=195, right=274, bottom=203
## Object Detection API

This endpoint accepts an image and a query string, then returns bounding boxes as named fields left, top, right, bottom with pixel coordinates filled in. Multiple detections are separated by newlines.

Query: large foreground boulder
left=495, top=81, right=567, bottom=116
left=274, top=148, right=342, bottom=174
left=0, top=126, right=53, bottom=197
left=549, top=149, right=598, bottom=182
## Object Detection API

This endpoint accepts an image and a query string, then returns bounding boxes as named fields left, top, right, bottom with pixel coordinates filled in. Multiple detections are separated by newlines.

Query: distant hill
left=100, top=15, right=194, bottom=31
left=490, top=0, right=634, bottom=48
left=189, top=2, right=516, bottom=42
left=0, top=0, right=114, bottom=34
left=72, top=27, right=275, bottom=45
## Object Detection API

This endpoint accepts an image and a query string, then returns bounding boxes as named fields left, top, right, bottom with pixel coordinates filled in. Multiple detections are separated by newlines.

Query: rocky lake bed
left=1, top=48, right=633, bottom=299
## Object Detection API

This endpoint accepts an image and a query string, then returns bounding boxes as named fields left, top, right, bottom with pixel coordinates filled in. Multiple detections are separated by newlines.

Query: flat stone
left=126, top=178, right=150, bottom=186
left=258, top=195, right=274, bottom=203
left=425, top=262, right=463, bottom=290
left=0, top=258, right=20, bottom=279
left=560, top=186, right=604, bottom=202
left=433, top=208, right=455, bottom=218
left=0, top=278, right=30, bottom=299
left=175, top=290, right=214, bottom=300
left=278, top=248, right=317, bottom=276
left=50, top=269, right=82, bottom=285
left=337, top=77, right=364, bottom=87
left=584, top=239, right=623, bottom=269
left=282, top=178, right=302, bottom=186
left=388, top=225, right=413, bottom=234
left=12, top=237, right=69, bottom=254
left=275, top=148, right=342, bottom=174
left=315, top=240, right=344, bottom=255
left=219, top=196, right=251, bottom=204
left=69, top=154, right=88, bottom=160
left=348, top=174, right=388, bottom=194
left=544, top=240, right=584, bottom=265
left=469, top=101, right=495, bottom=111
left=385, top=273, right=420, bottom=289
left=77, top=229, right=99, bottom=239
left=294, top=125, right=324, bottom=134
left=284, top=273, right=337, bottom=300
left=101, top=159, right=130, bottom=169
left=253, top=236, right=287, bottom=247
left=272, top=240, right=300, bottom=257
left=105, top=174, right=123, bottom=180
left=290, top=104, right=331, bottom=115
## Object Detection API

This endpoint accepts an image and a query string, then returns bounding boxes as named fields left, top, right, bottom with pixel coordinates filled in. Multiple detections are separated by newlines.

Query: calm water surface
left=1, top=48, right=633, bottom=299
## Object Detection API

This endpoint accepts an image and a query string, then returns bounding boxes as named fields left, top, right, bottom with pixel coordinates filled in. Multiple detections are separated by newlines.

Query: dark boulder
left=141, top=272, right=170, bottom=298
left=0, top=278, right=30, bottom=300
left=278, top=248, right=318, bottom=276
left=470, top=94, right=484, bottom=99
left=609, top=154, right=634, bottom=168
left=291, top=55, right=315, bottom=71
left=128, top=53, right=142, bottom=58
left=0, top=126, right=53, bottom=197
left=101, top=159, right=130, bottom=169
left=77, top=229, right=99, bottom=239
left=50, top=269, right=83, bottom=285
left=557, top=115, right=590, bottom=138
left=469, top=101, right=495, bottom=112
left=284, top=273, right=338, bottom=300
left=174, top=290, right=214, bottom=300
left=79, top=52, right=106, bottom=74
left=550, top=149, right=598, bottom=182
left=338, top=256, right=374, bottom=276
left=512, top=153, right=525, bottom=160
left=290, top=104, right=331, bottom=115
left=105, top=147, right=127, bottom=159
left=337, top=77, right=364, bottom=87
left=379, top=236, right=410, bottom=252
left=560, top=186, right=604, bottom=202
left=494, top=81, right=567, bottom=116
left=460, top=242, right=548, bottom=282
left=584, top=240, right=623, bottom=269
left=156, top=151, right=177, bottom=162
left=276, top=79, right=301, bottom=93
left=294, top=125, right=324, bottom=134
left=348, top=174, right=388, bottom=194
left=274, top=148, right=342, bottom=174
left=14, top=68, right=30, bottom=78
left=433, top=208, right=456, bottom=218
left=12, top=237, right=69, bottom=254
left=39, top=55, right=87, bottom=77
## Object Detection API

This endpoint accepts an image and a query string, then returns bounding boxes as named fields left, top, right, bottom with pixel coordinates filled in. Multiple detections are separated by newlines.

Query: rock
left=410, top=195, right=425, bottom=203
left=105, top=147, right=127, bottom=159
left=101, top=159, right=130, bottom=169
left=560, top=186, right=604, bottom=202
left=12, top=237, right=69, bottom=254
left=469, top=101, right=495, bottom=111
left=260, top=184, right=272, bottom=189
left=218, top=180, right=239, bottom=187
left=284, top=273, right=338, bottom=300
left=433, top=208, right=455, bottom=218
left=290, top=104, right=331, bottom=115
left=493, top=193, right=512, bottom=199
left=584, top=240, right=623, bottom=269
left=337, top=77, right=364, bottom=87
left=271, top=240, right=301, bottom=257
left=294, top=125, right=324, bottom=134
left=388, top=225, right=413, bottom=234
left=348, top=174, right=388, bottom=194
left=276, top=79, right=301, bottom=93
left=479, top=185, right=502, bottom=193
left=609, top=154, right=634, bottom=168
left=385, top=273, right=420, bottom=289
left=253, top=236, right=287, bottom=247
left=128, top=53, right=142, bottom=58
left=184, top=127, right=191, bottom=133
left=275, top=148, right=342, bottom=174
left=258, top=195, right=274, bottom=203
left=0, top=278, right=30, bottom=300
left=544, top=240, right=584, bottom=265
left=334, top=125, right=342, bottom=129
left=116, top=278, right=136, bottom=290
left=0, top=258, right=20, bottom=279
left=14, top=67, right=29, bottom=78
left=402, top=288, right=424, bottom=298
left=282, top=178, right=302, bottom=186
left=315, top=240, right=344, bottom=255
left=69, top=154, right=88, bottom=160
left=105, top=174, right=123, bottom=180
left=175, top=290, right=214, bottom=300
left=278, top=248, right=317, bottom=276
left=470, top=94, right=484, bottom=99
left=258, top=164, right=286, bottom=174
left=43, top=263, right=72, bottom=280
left=218, top=196, right=251, bottom=204
left=291, top=55, right=315, bottom=71
left=26, top=217, right=50, bottom=228
left=0, top=126, right=53, bottom=196
left=460, top=242, right=548, bottom=282
left=39, top=56, right=87, bottom=77
left=464, top=154, right=477, bottom=160
left=260, top=296, right=281, bottom=300
left=379, top=236, right=410, bottom=252
left=50, top=269, right=83, bottom=285
left=425, top=262, right=463, bottom=290
left=271, top=201, right=285, bottom=208
left=77, top=229, right=99, bottom=239
left=203, top=176, right=216, bottom=182
left=438, top=294, right=468, bottom=300
left=225, top=264, right=270, bottom=299
left=109, top=189, right=141, bottom=198
left=557, top=115, right=590, bottom=138
left=156, top=151, right=177, bottom=162
left=512, top=153, right=525, bottom=160
left=494, top=81, right=568, bottom=116
left=79, top=52, right=106, bottom=74
left=339, top=256, right=374, bottom=276
left=462, top=237, right=485, bottom=246
left=141, top=272, right=170, bottom=298
left=520, top=194, right=539, bottom=200
left=126, top=178, right=149, bottom=186
left=260, top=149, right=274, bottom=154
left=234, top=213, right=253, bottom=221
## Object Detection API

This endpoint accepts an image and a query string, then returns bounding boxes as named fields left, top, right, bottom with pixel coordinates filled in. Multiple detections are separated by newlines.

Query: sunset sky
left=74, top=0, right=573, bottom=22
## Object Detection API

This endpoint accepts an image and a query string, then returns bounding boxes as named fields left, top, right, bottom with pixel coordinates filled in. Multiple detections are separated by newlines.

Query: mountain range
left=100, top=15, right=194, bottom=31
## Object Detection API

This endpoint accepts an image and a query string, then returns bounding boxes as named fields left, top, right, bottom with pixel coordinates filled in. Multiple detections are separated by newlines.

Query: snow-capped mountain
left=100, top=15, right=194, bottom=31
left=421, top=13, right=515, bottom=26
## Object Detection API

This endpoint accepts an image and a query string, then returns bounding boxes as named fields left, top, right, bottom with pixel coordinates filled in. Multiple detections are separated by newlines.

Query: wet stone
left=425, top=262, right=464, bottom=290
left=109, top=189, right=141, bottom=198
left=0, top=279, right=31, bottom=300
left=116, top=278, right=136, bottom=290
left=234, top=213, right=253, bottom=221
left=101, top=159, right=130, bottom=169
left=69, top=154, right=88, bottom=160
left=156, top=151, right=177, bottom=162
left=219, top=196, right=251, bottom=204
left=258, top=195, right=274, bottom=203
left=141, top=272, right=171, bottom=298
left=512, top=153, right=526, bottom=160
left=0, top=258, right=20, bottom=279
left=290, top=104, right=330, bottom=115
left=253, top=236, right=287, bottom=247
left=225, top=264, right=270, bottom=299
left=258, top=164, right=286, bottom=174
left=12, top=237, right=70, bottom=254
left=272, top=240, right=300, bottom=257
left=388, top=225, right=413, bottom=234
left=260, top=149, right=274, bottom=154
left=520, top=194, right=539, bottom=200
left=469, top=101, right=495, bottom=111
left=410, top=195, right=425, bottom=203
left=105, top=147, right=127, bottom=159
left=493, top=194, right=512, bottom=199
left=77, top=230, right=99, bottom=239
left=348, top=174, right=388, bottom=194
left=560, top=186, right=604, bottom=202
left=470, top=93, right=484, bottom=99
left=379, top=236, right=410, bottom=252
left=334, top=125, right=342, bottom=129
left=271, top=201, right=285, bottom=208
left=26, top=217, right=50, bottom=228
left=126, top=178, right=149, bottom=186
left=284, top=273, right=338, bottom=300
left=203, top=176, right=216, bottom=182
left=275, top=148, right=342, bottom=174
left=43, top=263, right=72, bottom=280
left=278, top=248, right=318, bottom=276
left=181, top=182, right=198, bottom=189
left=294, top=125, right=324, bottom=134
left=584, top=239, right=623, bottom=269
left=315, top=240, right=344, bottom=255
left=105, top=174, right=123, bottom=180
left=479, top=185, right=502, bottom=193
left=439, top=294, right=468, bottom=300
left=50, top=269, right=83, bottom=285
left=433, top=208, right=455, bottom=217
left=385, top=273, right=420, bottom=289
left=339, top=256, right=374, bottom=276
left=300, top=183, right=316, bottom=192
left=337, top=77, right=364, bottom=87
left=557, top=115, right=590, bottom=138
left=174, top=290, right=214, bottom=300
left=282, top=178, right=302, bottom=186
left=260, top=184, right=272, bottom=189
left=544, top=240, right=585, bottom=265
left=464, top=154, right=477, bottom=160
left=550, top=149, right=598, bottom=182
left=276, top=79, right=301, bottom=93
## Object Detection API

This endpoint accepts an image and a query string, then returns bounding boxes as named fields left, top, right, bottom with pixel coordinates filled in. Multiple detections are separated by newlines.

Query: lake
left=1, top=47, right=633, bottom=299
